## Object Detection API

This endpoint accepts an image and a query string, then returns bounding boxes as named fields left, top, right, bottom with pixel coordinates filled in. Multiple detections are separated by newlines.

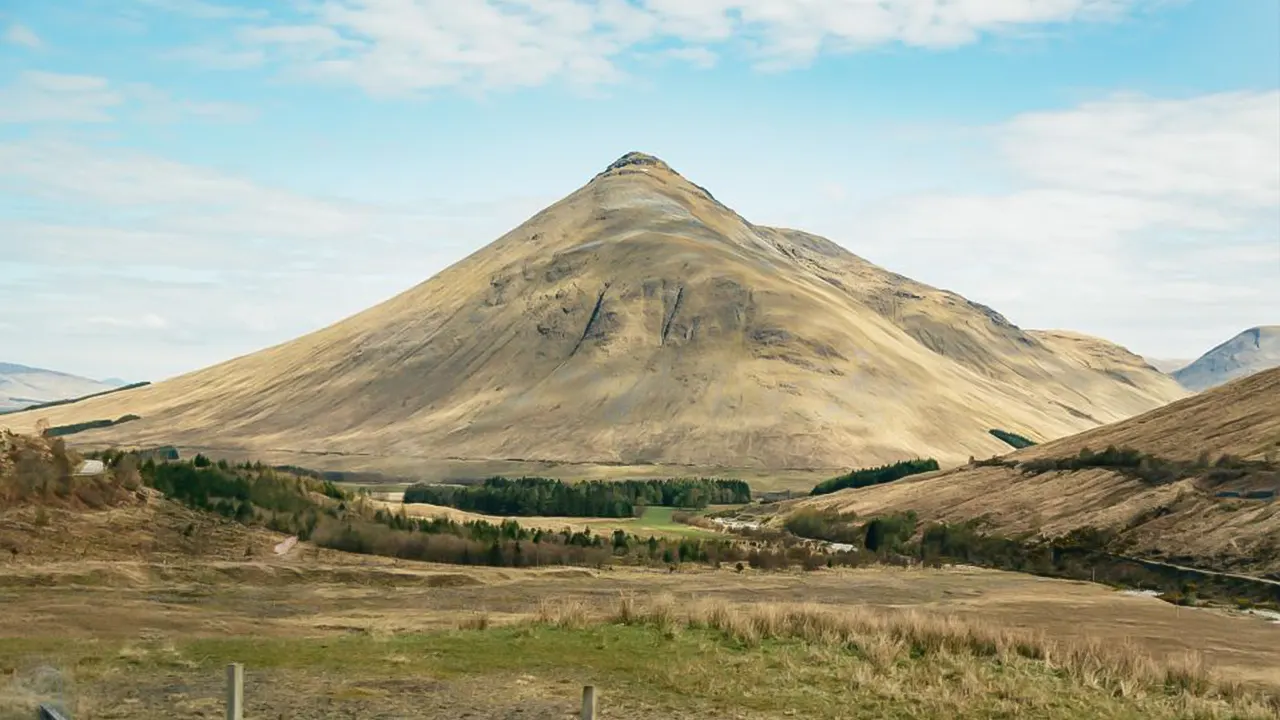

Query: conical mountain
left=2, top=153, right=1187, bottom=471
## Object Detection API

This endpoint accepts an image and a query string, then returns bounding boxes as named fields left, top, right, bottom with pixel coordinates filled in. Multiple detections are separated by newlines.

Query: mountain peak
left=590, top=151, right=725, bottom=207
left=602, top=151, right=672, bottom=175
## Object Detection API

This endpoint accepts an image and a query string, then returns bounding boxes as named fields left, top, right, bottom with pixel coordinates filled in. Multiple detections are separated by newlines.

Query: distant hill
left=1173, top=326, right=1280, bottom=392
left=782, top=367, right=1280, bottom=576
left=1, top=152, right=1186, bottom=473
left=0, top=363, right=121, bottom=413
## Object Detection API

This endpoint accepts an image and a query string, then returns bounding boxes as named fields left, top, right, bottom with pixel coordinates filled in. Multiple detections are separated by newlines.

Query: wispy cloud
left=0, top=71, right=122, bottom=123
left=0, top=71, right=255, bottom=124
left=0, top=138, right=552, bottom=378
left=3, top=22, right=42, bottom=49
left=840, top=89, right=1280, bottom=356
left=135, top=0, right=266, bottom=21
left=660, top=46, right=719, bottom=69
left=163, top=0, right=1162, bottom=95
left=124, top=83, right=258, bottom=123
left=1001, top=91, right=1280, bottom=208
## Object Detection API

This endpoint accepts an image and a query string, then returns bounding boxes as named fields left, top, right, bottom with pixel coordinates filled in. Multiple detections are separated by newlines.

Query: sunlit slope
left=3, top=154, right=1186, bottom=470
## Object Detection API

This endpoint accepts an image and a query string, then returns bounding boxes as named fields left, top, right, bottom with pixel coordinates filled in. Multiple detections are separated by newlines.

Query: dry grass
left=785, top=368, right=1280, bottom=574
left=3, top=555, right=1280, bottom=718
left=583, top=595, right=1278, bottom=716
left=455, top=611, right=491, bottom=631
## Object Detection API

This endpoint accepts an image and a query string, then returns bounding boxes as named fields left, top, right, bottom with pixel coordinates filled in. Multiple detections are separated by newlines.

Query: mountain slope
left=1173, top=326, right=1280, bottom=392
left=788, top=367, right=1280, bottom=575
left=0, top=153, right=1187, bottom=471
left=0, top=363, right=119, bottom=413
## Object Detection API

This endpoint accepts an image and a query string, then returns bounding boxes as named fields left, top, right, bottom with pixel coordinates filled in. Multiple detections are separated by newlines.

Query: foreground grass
left=3, top=598, right=1276, bottom=719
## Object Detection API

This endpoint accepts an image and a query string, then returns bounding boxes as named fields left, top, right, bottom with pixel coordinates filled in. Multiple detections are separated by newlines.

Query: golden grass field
left=2, top=498, right=1279, bottom=719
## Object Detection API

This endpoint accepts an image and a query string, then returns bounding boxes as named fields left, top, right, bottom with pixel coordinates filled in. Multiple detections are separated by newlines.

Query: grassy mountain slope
left=1, top=153, right=1185, bottom=472
left=786, top=367, right=1280, bottom=575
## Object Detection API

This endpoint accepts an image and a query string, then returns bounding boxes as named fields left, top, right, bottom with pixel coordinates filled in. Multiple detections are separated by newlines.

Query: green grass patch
left=3, top=622, right=1269, bottom=719
left=626, top=506, right=719, bottom=538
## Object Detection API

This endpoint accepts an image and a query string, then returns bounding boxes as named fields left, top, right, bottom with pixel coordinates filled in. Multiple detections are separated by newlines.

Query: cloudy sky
left=1, top=0, right=1277, bottom=382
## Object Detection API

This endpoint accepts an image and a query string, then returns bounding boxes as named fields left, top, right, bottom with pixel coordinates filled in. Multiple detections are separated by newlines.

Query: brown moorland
left=779, top=367, right=1280, bottom=576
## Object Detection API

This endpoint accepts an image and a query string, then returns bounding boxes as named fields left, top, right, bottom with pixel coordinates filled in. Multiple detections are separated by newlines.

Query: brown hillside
left=789, top=368, right=1280, bottom=575
left=0, top=153, right=1185, bottom=472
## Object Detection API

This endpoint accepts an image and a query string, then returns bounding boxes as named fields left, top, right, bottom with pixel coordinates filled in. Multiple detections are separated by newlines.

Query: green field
left=6, top=601, right=1273, bottom=719
left=621, top=506, right=727, bottom=538
left=511, top=505, right=730, bottom=540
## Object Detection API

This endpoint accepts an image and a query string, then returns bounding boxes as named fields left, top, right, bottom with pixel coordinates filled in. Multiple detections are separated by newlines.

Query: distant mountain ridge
left=1173, top=326, right=1280, bottom=392
left=0, top=363, right=122, bottom=413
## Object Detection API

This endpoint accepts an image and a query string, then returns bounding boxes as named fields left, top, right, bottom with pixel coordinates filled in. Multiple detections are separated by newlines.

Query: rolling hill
left=0, top=153, right=1187, bottom=475
left=0, top=363, right=121, bottom=413
left=1174, top=326, right=1280, bottom=392
left=786, top=367, right=1280, bottom=575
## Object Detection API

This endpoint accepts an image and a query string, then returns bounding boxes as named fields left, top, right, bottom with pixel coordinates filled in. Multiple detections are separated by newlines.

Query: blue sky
left=0, top=0, right=1277, bottom=381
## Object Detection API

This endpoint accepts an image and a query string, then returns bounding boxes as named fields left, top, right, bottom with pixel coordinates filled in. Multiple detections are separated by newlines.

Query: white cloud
left=660, top=46, right=718, bottom=69
left=4, top=23, right=42, bottom=49
left=124, top=84, right=258, bottom=123
left=170, top=0, right=1160, bottom=95
left=0, top=140, right=378, bottom=240
left=0, top=71, right=122, bottom=123
left=837, top=90, right=1280, bottom=357
left=1001, top=91, right=1280, bottom=208
left=0, top=71, right=255, bottom=125
left=0, top=140, right=553, bottom=379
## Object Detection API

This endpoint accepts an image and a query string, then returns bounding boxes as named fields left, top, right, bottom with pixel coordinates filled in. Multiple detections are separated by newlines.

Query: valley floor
left=2, top=548, right=1278, bottom=719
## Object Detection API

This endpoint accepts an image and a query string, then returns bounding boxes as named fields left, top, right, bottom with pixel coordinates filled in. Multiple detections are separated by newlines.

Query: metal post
left=226, top=663, right=244, bottom=720
left=580, top=685, right=597, bottom=720
left=37, top=705, right=69, bottom=720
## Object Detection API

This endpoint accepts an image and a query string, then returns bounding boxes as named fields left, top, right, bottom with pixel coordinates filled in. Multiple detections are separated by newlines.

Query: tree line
left=809, top=458, right=939, bottom=496
left=989, top=428, right=1036, bottom=449
left=402, top=476, right=752, bottom=517
left=90, top=449, right=345, bottom=538
left=323, top=506, right=875, bottom=572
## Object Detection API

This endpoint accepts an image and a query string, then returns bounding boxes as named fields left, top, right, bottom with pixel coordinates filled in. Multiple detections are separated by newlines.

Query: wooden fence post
left=580, top=685, right=597, bottom=720
left=226, top=663, right=244, bottom=720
